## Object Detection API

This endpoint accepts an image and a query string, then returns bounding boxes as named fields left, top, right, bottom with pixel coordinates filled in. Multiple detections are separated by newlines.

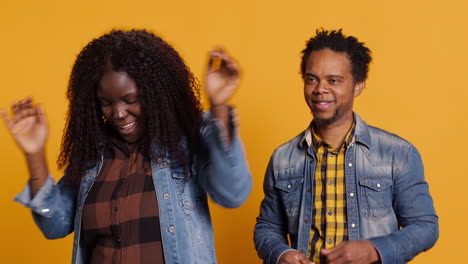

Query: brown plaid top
left=82, top=138, right=164, bottom=263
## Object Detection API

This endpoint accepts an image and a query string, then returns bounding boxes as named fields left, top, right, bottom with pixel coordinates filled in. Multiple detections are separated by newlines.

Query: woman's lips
left=116, top=121, right=136, bottom=134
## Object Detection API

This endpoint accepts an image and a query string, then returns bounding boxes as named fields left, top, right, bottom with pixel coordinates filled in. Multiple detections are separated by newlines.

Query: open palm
left=1, top=97, right=48, bottom=154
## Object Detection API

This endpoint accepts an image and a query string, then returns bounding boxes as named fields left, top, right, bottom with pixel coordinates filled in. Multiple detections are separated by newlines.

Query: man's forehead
left=306, top=50, right=351, bottom=73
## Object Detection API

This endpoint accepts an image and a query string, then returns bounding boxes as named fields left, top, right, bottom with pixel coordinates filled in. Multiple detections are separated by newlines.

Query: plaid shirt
left=306, top=122, right=355, bottom=263
left=82, top=138, right=164, bottom=263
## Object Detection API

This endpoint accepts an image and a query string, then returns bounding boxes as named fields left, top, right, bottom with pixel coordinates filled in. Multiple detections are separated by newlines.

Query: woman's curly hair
left=58, top=29, right=205, bottom=183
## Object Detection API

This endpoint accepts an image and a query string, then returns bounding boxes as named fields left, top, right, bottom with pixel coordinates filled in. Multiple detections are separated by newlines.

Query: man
left=254, top=29, right=438, bottom=264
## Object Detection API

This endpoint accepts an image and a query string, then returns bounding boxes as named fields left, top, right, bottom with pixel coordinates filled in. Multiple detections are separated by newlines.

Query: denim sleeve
left=197, top=109, right=252, bottom=208
left=254, top=155, right=294, bottom=264
left=14, top=176, right=76, bottom=239
left=368, top=146, right=439, bottom=264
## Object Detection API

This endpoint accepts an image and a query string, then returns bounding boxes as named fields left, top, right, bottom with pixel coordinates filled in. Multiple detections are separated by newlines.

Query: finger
left=12, top=99, right=32, bottom=119
left=16, top=97, right=33, bottom=112
left=218, top=54, right=239, bottom=76
left=207, top=49, right=234, bottom=71
left=37, top=104, right=47, bottom=125
left=322, top=247, right=345, bottom=263
left=208, top=54, right=223, bottom=72
left=210, top=50, right=235, bottom=66
left=12, top=97, right=35, bottom=120
left=18, top=96, right=33, bottom=106
left=296, top=252, right=312, bottom=264
left=300, top=258, right=315, bottom=264
left=206, top=49, right=240, bottom=82
left=15, top=108, right=37, bottom=121
left=21, top=100, right=34, bottom=110
left=322, top=240, right=346, bottom=256
left=12, top=100, right=19, bottom=118
left=0, top=109, right=13, bottom=129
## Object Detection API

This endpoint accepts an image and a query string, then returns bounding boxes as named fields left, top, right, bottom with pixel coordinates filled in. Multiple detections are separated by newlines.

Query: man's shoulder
left=274, top=130, right=306, bottom=153
left=269, top=130, right=307, bottom=168
left=361, top=121, right=418, bottom=153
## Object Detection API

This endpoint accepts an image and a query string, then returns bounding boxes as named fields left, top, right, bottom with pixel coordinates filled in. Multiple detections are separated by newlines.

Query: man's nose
left=313, top=80, right=328, bottom=94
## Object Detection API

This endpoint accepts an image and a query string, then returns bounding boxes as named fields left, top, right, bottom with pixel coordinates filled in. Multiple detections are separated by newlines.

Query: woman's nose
left=112, top=104, right=127, bottom=120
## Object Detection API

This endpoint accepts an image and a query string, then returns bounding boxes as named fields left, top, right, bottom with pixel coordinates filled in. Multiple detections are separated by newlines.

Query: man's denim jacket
left=15, top=112, right=252, bottom=264
left=254, top=113, right=438, bottom=264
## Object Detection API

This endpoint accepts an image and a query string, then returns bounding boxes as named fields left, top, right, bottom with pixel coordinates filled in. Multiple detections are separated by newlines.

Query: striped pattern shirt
left=306, top=122, right=355, bottom=263
left=82, top=138, right=164, bottom=263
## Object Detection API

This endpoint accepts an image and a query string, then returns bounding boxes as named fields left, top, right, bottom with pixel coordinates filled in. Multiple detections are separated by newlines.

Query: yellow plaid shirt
left=306, top=122, right=355, bottom=263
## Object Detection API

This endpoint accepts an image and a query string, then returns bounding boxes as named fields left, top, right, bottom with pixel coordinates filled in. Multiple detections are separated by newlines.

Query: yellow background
left=0, top=0, right=466, bottom=263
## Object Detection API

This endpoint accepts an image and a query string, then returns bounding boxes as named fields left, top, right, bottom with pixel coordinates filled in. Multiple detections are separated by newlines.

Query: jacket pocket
left=171, top=169, right=202, bottom=211
left=275, top=176, right=304, bottom=192
left=358, top=177, right=393, bottom=220
left=274, top=175, right=304, bottom=225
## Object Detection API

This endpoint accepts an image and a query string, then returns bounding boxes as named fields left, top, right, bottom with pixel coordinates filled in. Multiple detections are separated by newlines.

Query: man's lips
left=312, top=100, right=334, bottom=110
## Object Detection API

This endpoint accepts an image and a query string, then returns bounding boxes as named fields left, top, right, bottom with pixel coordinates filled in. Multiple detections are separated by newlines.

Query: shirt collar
left=304, top=119, right=356, bottom=151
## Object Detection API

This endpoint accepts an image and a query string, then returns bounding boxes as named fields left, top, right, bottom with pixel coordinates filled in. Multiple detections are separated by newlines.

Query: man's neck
left=312, top=118, right=354, bottom=149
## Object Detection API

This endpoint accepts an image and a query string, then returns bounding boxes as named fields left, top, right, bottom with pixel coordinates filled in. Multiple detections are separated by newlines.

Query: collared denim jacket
left=15, top=112, right=252, bottom=264
left=254, top=113, right=438, bottom=264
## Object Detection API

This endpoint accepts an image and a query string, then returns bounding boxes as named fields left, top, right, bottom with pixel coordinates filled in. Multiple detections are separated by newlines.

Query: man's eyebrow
left=327, top=75, right=344, bottom=79
left=304, top=73, right=318, bottom=78
left=304, top=73, right=344, bottom=79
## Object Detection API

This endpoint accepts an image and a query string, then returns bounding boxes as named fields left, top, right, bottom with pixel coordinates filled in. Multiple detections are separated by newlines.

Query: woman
left=1, top=29, right=251, bottom=263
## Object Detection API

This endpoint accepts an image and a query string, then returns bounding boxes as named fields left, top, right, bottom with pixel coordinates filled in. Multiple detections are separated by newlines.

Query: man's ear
left=353, top=81, right=365, bottom=97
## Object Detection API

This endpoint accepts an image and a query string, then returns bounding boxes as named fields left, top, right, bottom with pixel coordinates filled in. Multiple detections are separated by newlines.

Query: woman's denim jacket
left=254, top=113, right=438, bottom=264
left=15, top=112, right=252, bottom=264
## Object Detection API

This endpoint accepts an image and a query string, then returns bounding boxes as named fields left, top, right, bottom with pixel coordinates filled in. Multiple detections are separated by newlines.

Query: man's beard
left=312, top=110, right=340, bottom=126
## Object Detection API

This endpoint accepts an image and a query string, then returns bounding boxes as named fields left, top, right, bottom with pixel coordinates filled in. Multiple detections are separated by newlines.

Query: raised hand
left=1, top=97, right=48, bottom=155
left=205, top=48, right=240, bottom=106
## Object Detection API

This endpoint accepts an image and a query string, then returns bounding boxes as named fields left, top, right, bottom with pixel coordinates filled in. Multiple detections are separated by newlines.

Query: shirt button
left=287, top=184, right=292, bottom=189
left=351, top=223, right=356, bottom=228
left=349, top=192, right=354, bottom=197
left=41, top=208, right=50, bottom=213
left=330, top=153, right=334, bottom=157
left=168, top=226, right=175, bottom=233
left=307, top=188, right=312, bottom=192
left=328, top=239, right=333, bottom=244
left=120, top=178, right=126, bottom=184
left=300, top=249, right=305, bottom=253
left=377, top=183, right=381, bottom=188
left=163, top=193, right=170, bottom=199
left=348, top=163, right=353, bottom=167
left=328, top=181, right=333, bottom=186
left=328, top=211, right=333, bottom=216
left=304, top=219, right=309, bottom=224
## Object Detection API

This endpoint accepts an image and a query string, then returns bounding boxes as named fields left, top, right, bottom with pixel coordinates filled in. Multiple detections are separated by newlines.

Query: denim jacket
left=15, top=112, right=252, bottom=264
left=254, top=113, right=438, bottom=264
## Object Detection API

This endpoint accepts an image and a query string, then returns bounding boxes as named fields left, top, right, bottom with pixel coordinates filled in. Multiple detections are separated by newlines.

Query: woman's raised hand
left=205, top=48, right=240, bottom=106
left=1, top=97, right=48, bottom=155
